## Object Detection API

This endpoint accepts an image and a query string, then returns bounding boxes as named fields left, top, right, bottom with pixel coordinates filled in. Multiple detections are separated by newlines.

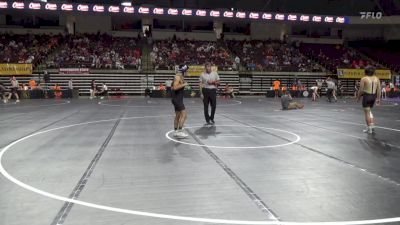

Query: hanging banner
left=337, top=68, right=392, bottom=79
left=59, top=68, right=90, bottom=74
left=0, top=63, right=33, bottom=75
left=174, top=65, right=218, bottom=76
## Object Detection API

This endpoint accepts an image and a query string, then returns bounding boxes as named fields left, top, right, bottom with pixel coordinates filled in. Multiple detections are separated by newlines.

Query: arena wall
left=1, top=10, right=399, bottom=41
left=342, top=25, right=385, bottom=40
left=383, top=25, right=400, bottom=40
left=152, top=29, right=216, bottom=41
left=0, top=27, right=64, bottom=34
left=250, top=22, right=291, bottom=40
left=0, top=14, right=5, bottom=25
left=63, top=14, right=112, bottom=33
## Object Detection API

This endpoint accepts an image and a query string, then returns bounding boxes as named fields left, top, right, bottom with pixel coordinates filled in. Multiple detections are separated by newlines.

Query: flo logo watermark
left=360, top=12, right=383, bottom=19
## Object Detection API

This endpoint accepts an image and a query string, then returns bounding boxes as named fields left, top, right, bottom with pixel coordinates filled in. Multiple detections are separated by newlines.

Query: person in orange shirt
left=29, top=79, right=37, bottom=90
left=53, top=83, right=62, bottom=98
left=273, top=79, right=281, bottom=98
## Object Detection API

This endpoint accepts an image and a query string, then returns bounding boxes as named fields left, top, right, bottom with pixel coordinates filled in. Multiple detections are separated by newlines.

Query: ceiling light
left=121, top=2, right=131, bottom=7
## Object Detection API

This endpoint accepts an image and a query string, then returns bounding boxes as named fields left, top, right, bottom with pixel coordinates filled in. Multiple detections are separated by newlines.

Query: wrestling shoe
left=176, top=131, right=189, bottom=138
left=363, top=127, right=373, bottom=134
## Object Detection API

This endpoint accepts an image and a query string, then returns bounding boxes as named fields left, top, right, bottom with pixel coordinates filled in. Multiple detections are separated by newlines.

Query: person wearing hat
left=199, top=63, right=220, bottom=125
left=171, top=65, right=189, bottom=138
left=357, top=66, right=381, bottom=134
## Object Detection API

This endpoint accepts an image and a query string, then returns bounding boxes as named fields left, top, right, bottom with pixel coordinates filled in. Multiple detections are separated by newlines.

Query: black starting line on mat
left=220, top=113, right=400, bottom=188
left=50, top=101, right=130, bottom=225
left=50, top=114, right=124, bottom=225
left=186, top=128, right=281, bottom=222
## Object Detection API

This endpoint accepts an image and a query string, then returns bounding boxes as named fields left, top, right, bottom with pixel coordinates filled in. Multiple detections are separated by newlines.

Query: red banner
left=59, top=68, right=90, bottom=74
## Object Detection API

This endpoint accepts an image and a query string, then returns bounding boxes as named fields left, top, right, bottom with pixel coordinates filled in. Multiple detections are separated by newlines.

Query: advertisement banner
left=0, top=63, right=33, bottom=75
left=337, top=68, right=392, bottom=79
left=175, top=65, right=218, bottom=76
left=59, top=68, right=90, bottom=74
left=58, top=68, right=90, bottom=74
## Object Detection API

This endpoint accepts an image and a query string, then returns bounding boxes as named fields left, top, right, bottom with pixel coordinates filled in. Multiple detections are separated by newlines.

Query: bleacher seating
left=151, top=39, right=236, bottom=71
left=0, top=33, right=61, bottom=67
left=0, top=72, right=240, bottom=96
left=45, top=34, right=142, bottom=70
left=1, top=71, right=361, bottom=97
left=350, top=40, right=400, bottom=73
left=226, top=40, right=317, bottom=72
left=0, top=33, right=377, bottom=97
left=299, top=43, right=382, bottom=73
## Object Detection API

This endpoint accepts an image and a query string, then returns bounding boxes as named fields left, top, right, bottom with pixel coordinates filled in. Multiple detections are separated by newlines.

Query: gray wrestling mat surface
left=1, top=97, right=400, bottom=225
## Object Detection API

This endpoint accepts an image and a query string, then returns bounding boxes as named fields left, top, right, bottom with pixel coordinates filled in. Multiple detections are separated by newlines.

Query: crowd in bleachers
left=226, top=40, right=320, bottom=72
left=1, top=33, right=392, bottom=74
left=0, top=34, right=61, bottom=67
left=351, top=40, right=400, bottom=73
left=151, top=39, right=236, bottom=71
left=299, top=43, right=383, bottom=73
left=150, top=39, right=325, bottom=72
left=360, top=48, right=400, bottom=73
left=45, top=33, right=142, bottom=70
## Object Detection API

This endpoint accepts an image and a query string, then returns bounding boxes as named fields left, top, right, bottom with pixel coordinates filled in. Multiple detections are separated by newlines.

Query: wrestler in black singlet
left=361, top=67, right=380, bottom=108
left=362, top=77, right=378, bottom=108
left=171, top=76, right=185, bottom=112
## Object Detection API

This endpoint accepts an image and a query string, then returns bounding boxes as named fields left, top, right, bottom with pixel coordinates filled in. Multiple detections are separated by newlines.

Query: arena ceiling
left=58, top=0, right=389, bottom=16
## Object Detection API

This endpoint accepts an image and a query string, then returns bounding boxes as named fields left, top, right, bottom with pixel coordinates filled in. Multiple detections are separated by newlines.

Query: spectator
left=137, top=57, right=141, bottom=71
left=223, top=83, right=235, bottom=99
left=165, top=79, right=173, bottom=96
left=273, top=79, right=281, bottom=99
left=116, top=59, right=125, bottom=70
left=97, top=83, right=108, bottom=99
left=90, top=80, right=96, bottom=99
left=152, top=39, right=235, bottom=71
left=43, top=34, right=141, bottom=70
left=281, top=90, right=304, bottom=110
left=53, top=83, right=62, bottom=98
left=10, top=76, right=20, bottom=103
left=68, top=79, right=73, bottom=98
left=0, top=34, right=61, bottom=68
left=381, top=81, right=387, bottom=99
left=159, top=83, right=166, bottom=91
left=29, top=79, right=37, bottom=90
left=0, top=82, right=8, bottom=103
left=355, top=81, right=360, bottom=98
left=299, top=43, right=383, bottom=73
left=235, top=56, right=240, bottom=70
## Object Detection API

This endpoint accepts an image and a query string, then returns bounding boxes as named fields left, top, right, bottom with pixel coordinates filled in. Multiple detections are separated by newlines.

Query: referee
left=199, top=63, right=220, bottom=125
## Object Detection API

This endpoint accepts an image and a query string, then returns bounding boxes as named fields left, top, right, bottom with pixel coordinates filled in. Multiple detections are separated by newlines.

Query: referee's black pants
left=326, top=88, right=333, bottom=102
left=202, top=88, right=217, bottom=122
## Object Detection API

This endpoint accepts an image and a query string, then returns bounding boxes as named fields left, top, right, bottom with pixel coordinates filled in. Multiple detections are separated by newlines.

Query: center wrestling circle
left=166, top=125, right=301, bottom=149
left=1, top=115, right=400, bottom=224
